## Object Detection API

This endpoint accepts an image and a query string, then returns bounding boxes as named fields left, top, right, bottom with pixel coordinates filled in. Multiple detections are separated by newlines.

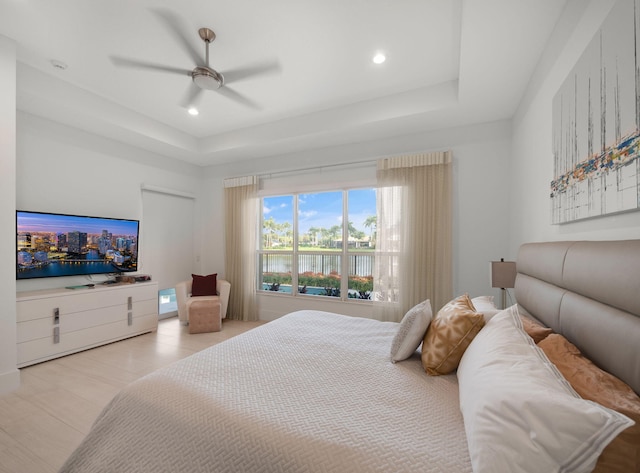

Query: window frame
left=258, top=188, right=374, bottom=302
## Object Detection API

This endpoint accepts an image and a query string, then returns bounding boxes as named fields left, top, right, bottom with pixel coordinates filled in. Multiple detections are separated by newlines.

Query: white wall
left=203, top=120, right=512, bottom=320
left=0, top=35, right=19, bottom=393
left=10, top=0, right=614, bottom=371
left=510, top=0, right=640, bottom=255
left=11, top=0, right=612, bottom=361
left=0, top=110, right=202, bottom=391
left=15, top=112, right=204, bottom=293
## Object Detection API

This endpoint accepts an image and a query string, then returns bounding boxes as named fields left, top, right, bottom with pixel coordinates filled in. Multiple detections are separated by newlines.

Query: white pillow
left=390, top=299, right=432, bottom=363
left=457, top=306, right=633, bottom=473
left=471, top=295, right=500, bottom=321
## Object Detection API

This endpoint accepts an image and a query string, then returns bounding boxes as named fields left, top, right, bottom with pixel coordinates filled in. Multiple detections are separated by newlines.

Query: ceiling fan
left=110, top=9, right=281, bottom=110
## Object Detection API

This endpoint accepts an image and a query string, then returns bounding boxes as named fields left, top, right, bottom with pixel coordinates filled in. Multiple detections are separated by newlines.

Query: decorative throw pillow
left=421, top=294, right=484, bottom=375
left=191, top=273, right=217, bottom=297
left=471, top=296, right=500, bottom=322
left=390, top=299, right=433, bottom=363
left=457, top=307, right=633, bottom=473
left=519, top=314, right=553, bottom=343
left=538, top=334, right=640, bottom=473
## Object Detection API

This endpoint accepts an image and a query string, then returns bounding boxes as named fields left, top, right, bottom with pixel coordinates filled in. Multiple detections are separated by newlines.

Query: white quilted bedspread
left=59, top=310, right=472, bottom=473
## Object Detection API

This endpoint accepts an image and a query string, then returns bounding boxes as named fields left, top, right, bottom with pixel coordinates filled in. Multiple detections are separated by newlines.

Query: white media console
left=16, top=281, right=159, bottom=368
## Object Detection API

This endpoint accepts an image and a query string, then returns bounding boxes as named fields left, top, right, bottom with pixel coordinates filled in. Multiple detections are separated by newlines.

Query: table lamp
left=491, top=259, right=517, bottom=309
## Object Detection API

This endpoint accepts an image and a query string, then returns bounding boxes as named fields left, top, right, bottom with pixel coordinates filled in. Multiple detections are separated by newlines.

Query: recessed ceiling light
left=188, top=107, right=199, bottom=116
left=372, top=53, right=386, bottom=65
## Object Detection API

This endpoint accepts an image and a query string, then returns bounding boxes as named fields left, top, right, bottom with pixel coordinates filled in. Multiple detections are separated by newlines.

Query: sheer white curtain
left=373, top=151, right=452, bottom=322
left=224, top=176, right=259, bottom=321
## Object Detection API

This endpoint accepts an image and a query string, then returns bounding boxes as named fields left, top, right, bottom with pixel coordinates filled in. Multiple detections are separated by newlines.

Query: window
left=158, top=287, right=177, bottom=319
left=259, top=188, right=376, bottom=301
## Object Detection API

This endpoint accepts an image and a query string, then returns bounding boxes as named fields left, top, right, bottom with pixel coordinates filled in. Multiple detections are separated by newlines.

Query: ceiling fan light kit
left=192, top=66, right=223, bottom=90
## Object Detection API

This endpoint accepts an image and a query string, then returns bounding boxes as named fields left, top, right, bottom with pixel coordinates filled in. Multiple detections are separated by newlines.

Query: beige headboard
left=514, top=240, right=640, bottom=395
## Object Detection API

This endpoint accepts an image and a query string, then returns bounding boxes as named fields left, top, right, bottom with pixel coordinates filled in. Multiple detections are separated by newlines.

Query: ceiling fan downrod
left=191, top=28, right=223, bottom=90
left=198, top=28, right=216, bottom=68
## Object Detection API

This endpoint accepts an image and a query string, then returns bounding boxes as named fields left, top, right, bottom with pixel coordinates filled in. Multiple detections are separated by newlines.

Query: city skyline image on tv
left=17, top=210, right=140, bottom=279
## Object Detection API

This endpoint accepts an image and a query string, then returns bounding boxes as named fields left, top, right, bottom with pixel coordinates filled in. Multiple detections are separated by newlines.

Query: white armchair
left=175, top=278, right=231, bottom=326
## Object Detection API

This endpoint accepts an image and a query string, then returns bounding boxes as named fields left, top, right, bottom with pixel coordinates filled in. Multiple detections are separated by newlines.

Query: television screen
left=17, top=210, right=140, bottom=280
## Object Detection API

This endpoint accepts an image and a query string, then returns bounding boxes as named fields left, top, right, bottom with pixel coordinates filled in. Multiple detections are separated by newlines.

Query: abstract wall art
left=551, top=0, right=640, bottom=224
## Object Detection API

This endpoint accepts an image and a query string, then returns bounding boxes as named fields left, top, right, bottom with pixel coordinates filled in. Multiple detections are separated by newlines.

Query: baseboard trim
left=0, top=368, right=20, bottom=394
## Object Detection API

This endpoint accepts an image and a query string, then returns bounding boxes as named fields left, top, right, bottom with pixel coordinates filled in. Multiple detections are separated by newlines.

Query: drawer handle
left=54, top=308, right=60, bottom=324
left=127, top=296, right=133, bottom=310
left=53, top=326, right=60, bottom=344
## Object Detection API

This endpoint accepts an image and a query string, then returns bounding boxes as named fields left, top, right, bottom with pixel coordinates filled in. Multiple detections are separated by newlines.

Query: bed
left=59, top=240, right=640, bottom=473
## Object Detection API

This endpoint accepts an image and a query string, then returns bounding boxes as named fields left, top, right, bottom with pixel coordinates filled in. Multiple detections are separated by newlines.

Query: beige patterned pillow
left=421, top=294, right=485, bottom=375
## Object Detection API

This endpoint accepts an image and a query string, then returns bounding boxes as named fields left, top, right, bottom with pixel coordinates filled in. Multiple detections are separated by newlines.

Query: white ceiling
left=1, top=0, right=566, bottom=167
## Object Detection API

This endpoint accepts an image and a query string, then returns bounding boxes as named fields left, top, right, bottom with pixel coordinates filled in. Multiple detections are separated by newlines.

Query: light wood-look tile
left=0, top=316, right=264, bottom=473
left=0, top=429, right=52, bottom=473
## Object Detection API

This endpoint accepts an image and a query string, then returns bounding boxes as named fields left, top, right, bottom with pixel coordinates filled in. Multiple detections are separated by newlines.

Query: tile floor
left=0, top=317, right=265, bottom=473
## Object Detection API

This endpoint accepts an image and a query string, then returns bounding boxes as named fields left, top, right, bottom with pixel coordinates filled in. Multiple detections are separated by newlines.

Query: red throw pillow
left=191, top=273, right=217, bottom=297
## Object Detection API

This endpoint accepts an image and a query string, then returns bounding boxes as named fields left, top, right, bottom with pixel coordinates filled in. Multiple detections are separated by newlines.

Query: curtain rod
left=255, top=150, right=449, bottom=180
left=257, top=158, right=376, bottom=180
left=140, top=184, right=196, bottom=200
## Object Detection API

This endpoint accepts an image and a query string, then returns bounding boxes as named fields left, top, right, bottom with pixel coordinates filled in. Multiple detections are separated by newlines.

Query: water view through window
left=260, top=189, right=376, bottom=300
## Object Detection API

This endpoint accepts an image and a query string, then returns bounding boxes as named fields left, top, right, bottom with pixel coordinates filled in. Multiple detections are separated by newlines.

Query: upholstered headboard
left=515, top=240, right=640, bottom=395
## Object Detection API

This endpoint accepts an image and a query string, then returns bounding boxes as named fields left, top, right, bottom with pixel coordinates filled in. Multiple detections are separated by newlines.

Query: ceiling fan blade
left=181, top=83, right=204, bottom=108
left=217, top=86, right=261, bottom=110
left=110, top=56, right=190, bottom=76
left=150, top=8, right=203, bottom=67
left=221, top=60, right=281, bottom=84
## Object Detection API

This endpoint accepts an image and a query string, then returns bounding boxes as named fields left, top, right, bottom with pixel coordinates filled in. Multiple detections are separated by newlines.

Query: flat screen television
left=17, top=210, right=140, bottom=280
